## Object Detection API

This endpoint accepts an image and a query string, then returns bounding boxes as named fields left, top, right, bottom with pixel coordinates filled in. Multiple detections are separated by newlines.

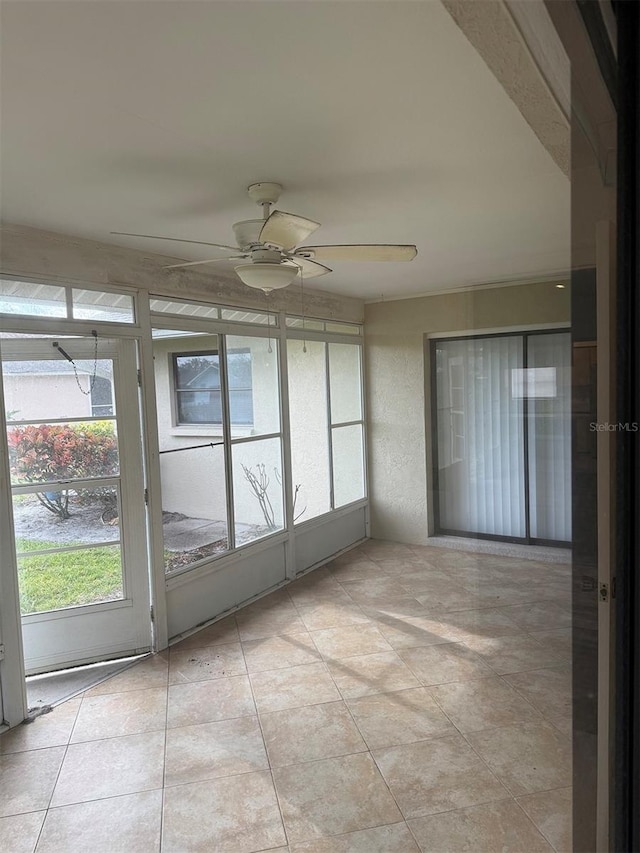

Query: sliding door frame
left=430, top=326, right=571, bottom=547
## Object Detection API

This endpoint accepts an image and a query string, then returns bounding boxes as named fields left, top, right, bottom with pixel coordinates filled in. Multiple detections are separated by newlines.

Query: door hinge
left=144, top=488, right=149, bottom=506
left=137, top=368, right=142, bottom=387
left=150, top=606, right=155, bottom=623
left=0, top=643, right=5, bottom=661
left=599, top=582, right=609, bottom=602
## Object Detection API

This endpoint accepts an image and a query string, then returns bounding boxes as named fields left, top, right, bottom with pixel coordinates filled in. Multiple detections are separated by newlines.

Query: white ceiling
left=0, top=0, right=570, bottom=301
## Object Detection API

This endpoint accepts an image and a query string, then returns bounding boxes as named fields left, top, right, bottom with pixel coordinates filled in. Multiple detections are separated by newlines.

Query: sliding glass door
left=433, top=330, right=571, bottom=545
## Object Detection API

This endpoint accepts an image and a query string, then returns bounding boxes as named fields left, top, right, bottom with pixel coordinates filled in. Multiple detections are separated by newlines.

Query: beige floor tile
left=289, top=822, right=420, bottom=852
left=236, top=602, right=306, bottom=641
left=467, top=721, right=572, bottom=796
left=517, top=786, right=573, bottom=852
left=242, top=632, right=322, bottom=673
left=431, top=608, right=523, bottom=642
left=498, top=601, right=572, bottom=631
left=462, top=635, right=564, bottom=674
left=0, top=747, right=65, bottom=818
left=327, top=651, right=421, bottom=699
left=169, top=642, right=246, bottom=684
left=164, top=715, right=268, bottom=787
left=70, top=687, right=167, bottom=742
left=260, top=700, right=366, bottom=767
left=0, top=811, right=45, bottom=853
left=288, top=572, right=349, bottom=604
left=296, top=600, right=369, bottom=631
left=167, top=674, right=255, bottom=728
left=529, top=628, right=572, bottom=660
left=398, top=643, right=496, bottom=686
left=346, top=687, right=456, bottom=749
left=548, top=714, right=572, bottom=736
left=408, top=799, right=554, bottom=852
left=310, top=624, right=393, bottom=660
left=85, top=653, right=168, bottom=697
left=461, top=582, right=551, bottom=608
left=0, top=698, right=81, bottom=754
left=273, top=752, right=402, bottom=843
left=372, top=734, right=507, bottom=819
left=50, top=731, right=164, bottom=807
left=411, top=584, right=480, bottom=613
left=291, top=588, right=355, bottom=609
left=395, top=570, right=461, bottom=594
left=36, top=789, right=162, bottom=852
left=436, top=672, right=545, bottom=729
left=172, top=615, right=240, bottom=650
left=162, top=771, right=286, bottom=853
left=373, top=613, right=461, bottom=650
left=360, top=597, right=432, bottom=620
left=250, top=662, right=340, bottom=713
left=340, top=578, right=414, bottom=604
left=505, top=666, right=572, bottom=719
left=328, top=562, right=389, bottom=582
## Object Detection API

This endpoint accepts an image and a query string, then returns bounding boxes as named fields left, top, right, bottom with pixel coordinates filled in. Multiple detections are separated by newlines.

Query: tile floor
left=0, top=540, right=572, bottom=852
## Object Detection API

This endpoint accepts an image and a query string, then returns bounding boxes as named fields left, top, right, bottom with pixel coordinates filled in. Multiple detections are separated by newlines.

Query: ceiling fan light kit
left=234, top=261, right=300, bottom=293
left=112, top=182, right=417, bottom=292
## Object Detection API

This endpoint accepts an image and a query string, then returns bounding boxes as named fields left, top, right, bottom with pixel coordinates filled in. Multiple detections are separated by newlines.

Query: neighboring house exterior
left=2, top=359, right=113, bottom=422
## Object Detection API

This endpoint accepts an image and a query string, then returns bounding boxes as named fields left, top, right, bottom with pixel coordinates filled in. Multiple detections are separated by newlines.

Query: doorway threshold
left=26, top=654, right=147, bottom=712
left=426, top=535, right=571, bottom=564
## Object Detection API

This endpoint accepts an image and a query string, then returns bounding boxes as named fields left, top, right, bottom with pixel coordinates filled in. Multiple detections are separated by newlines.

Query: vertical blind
left=434, top=331, right=571, bottom=543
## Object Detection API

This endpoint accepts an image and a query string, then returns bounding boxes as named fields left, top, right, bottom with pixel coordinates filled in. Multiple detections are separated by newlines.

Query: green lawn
left=16, top=539, right=123, bottom=615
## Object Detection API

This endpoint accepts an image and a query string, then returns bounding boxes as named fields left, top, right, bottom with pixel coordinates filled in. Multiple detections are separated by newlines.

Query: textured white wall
left=364, top=280, right=571, bottom=546
left=3, top=374, right=91, bottom=421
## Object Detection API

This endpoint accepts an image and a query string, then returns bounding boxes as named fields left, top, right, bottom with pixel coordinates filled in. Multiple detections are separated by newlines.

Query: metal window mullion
left=10, top=476, right=121, bottom=496
left=522, top=334, right=531, bottom=542
left=17, top=540, right=121, bottom=559
left=229, top=431, right=281, bottom=446
left=138, top=293, right=169, bottom=651
left=150, top=314, right=279, bottom=339
left=218, top=334, right=236, bottom=551
left=329, top=418, right=364, bottom=430
left=358, top=341, right=369, bottom=505
left=0, top=315, right=141, bottom=338
left=7, top=415, right=117, bottom=427
left=65, top=286, right=74, bottom=319
left=278, top=317, right=295, bottom=577
left=326, top=342, right=335, bottom=510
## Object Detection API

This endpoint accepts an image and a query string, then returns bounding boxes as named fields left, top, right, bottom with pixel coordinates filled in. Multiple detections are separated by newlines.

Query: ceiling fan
left=112, top=182, right=417, bottom=293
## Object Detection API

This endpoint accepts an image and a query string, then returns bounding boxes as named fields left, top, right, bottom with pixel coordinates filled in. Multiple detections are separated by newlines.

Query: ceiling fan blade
left=296, top=244, right=418, bottom=262
left=259, top=211, right=321, bottom=250
left=111, top=232, right=239, bottom=253
left=164, top=256, right=246, bottom=270
left=289, top=256, right=332, bottom=279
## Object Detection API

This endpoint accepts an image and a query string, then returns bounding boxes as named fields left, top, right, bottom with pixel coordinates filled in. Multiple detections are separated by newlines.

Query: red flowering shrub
left=7, top=423, right=119, bottom=519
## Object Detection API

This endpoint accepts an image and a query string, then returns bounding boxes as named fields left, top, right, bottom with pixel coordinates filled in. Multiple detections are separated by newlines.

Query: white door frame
left=1, top=336, right=152, bottom=675
left=0, top=363, right=27, bottom=726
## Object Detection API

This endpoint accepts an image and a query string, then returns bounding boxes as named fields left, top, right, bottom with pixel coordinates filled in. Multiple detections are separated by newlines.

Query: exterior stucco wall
left=364, top=280, right=570, bottom=546
left=3, top=374, right=92, bottom=421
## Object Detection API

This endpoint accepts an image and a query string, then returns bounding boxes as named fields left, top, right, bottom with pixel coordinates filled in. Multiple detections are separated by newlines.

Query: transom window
left=172, top=350, right=253, bottom=425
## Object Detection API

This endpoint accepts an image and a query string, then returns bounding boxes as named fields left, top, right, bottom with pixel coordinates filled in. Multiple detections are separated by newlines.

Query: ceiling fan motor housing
left=250, top=248, right=283, bottom=264
left=232, top=219, right=264, bottom=250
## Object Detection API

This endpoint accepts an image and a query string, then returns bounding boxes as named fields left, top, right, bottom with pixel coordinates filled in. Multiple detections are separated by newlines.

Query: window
left=90, top=375, right=115, bottom=417
left=432, top=331, right=571, bottom=543
left=172, top=350, right=253, bottom=426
